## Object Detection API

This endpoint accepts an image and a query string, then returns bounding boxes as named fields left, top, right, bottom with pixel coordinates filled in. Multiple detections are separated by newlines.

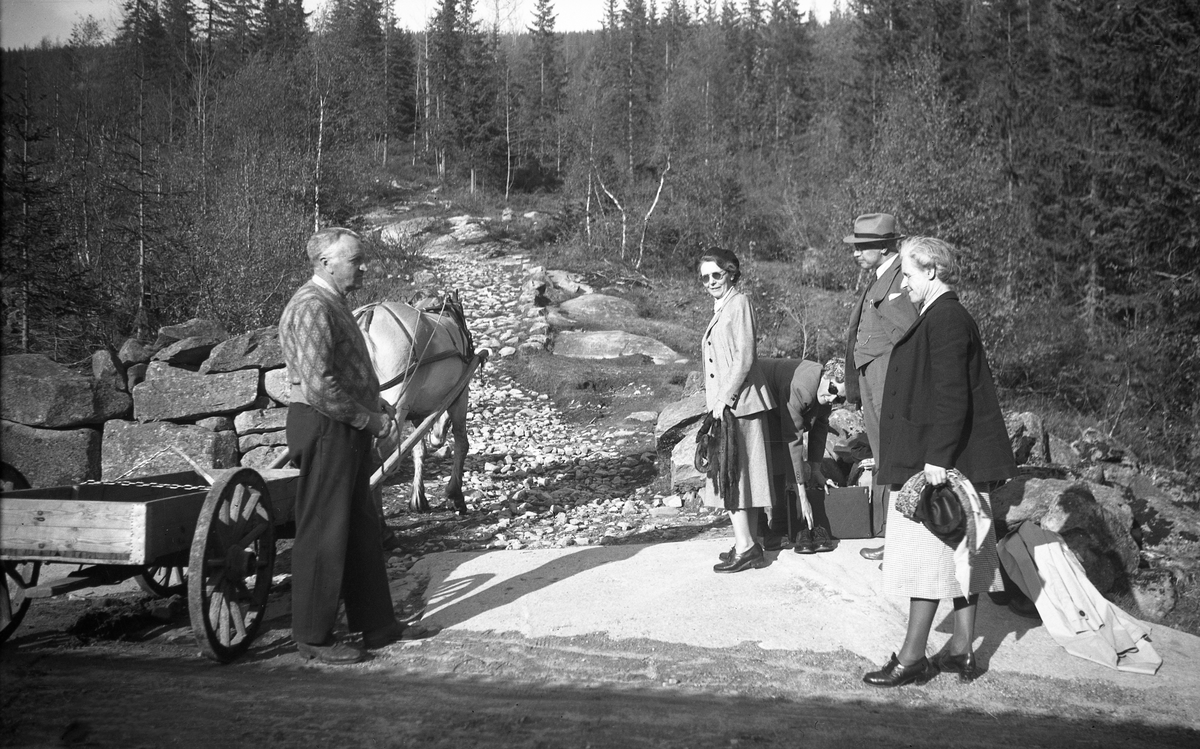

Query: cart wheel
left=136, top=565, right=188, bottom=598
left=188, top=468, right=276, bottom=663
left=0, top=561, right=41, bottom=644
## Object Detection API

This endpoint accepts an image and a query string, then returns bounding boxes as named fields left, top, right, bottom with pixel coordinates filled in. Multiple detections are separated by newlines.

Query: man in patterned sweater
left=279, top=227, right=404, bottom=664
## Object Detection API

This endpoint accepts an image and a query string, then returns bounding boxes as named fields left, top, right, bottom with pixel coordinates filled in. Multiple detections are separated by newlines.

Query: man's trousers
left=286, top=403, right=395, bottom=644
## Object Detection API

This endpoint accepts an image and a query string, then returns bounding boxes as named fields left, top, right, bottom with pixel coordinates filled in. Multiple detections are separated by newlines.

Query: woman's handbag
left=693, top=408, right=741, bottom=509
left=912, top=482, right=966, bottom=547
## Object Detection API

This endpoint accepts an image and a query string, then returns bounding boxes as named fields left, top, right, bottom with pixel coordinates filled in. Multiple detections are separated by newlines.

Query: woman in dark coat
left=864, top=236, right=1017, bottom=687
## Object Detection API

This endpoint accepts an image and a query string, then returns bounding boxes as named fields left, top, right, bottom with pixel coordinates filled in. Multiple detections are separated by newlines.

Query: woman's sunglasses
left=699, top=271, right=726, bottom=284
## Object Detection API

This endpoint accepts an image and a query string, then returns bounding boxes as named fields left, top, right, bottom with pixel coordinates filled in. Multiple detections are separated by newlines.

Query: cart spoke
left=230, top=489, right=262, bottom=539
left=231, top=602, right=249, bottom=639
left=236, top=521, right=269, bottom=549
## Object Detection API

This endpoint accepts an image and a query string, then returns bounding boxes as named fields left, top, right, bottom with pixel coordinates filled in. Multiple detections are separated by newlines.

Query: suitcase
left=811, top=484, right=886, bottom=539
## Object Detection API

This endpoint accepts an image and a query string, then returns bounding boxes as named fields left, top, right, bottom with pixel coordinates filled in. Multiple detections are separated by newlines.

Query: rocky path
left=378, top=237, right=722, bottom=568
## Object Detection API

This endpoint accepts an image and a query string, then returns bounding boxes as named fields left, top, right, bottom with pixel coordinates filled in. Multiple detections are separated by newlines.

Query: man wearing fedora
left=843, top=213, right=919, bottom=561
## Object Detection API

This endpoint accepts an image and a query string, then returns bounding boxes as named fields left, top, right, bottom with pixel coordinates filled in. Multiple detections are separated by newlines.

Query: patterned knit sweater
left=279, top=279, right=380, bottom=430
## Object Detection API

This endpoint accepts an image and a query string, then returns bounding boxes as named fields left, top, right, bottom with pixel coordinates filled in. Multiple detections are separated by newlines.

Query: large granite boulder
left=1005, top=411, right=1049, bottom=465
left=238, top=431, right=288, bottom=452
left=991, top=477, right=1139, bottom=594
left=118, top=338, right=153, bottom=366
left=132, top=362, right=259, bottom=422
left=200, top=326, right=284, bottom=374
left=92, top=349, right=127, bottom=393
left=655, top=393, right=707, bottom=452
left=152, top=318, right=229, bottom=351
left=241, top=445, right=288, bottom=471
left=553, top=330, right=682, bottom=365
left=669, top=422, right=705, bottom=492
left=379, top=216, right=439, bottom=245
left=546, top=270, right=594, bottom=297
left=234, top=407, right=289, bottom=435
left=102, top=420, right=238, bottom=479
left=451, top=222, right=489, bottom=245
left=0, top=354, right=128, bottom=427
left=556, top=294, right=638, bottom=323
left=152, top=335, right=228, bottom=367
left=263, top=367, right=292, bottom=404
left=1, top=420, right=101, bottom=486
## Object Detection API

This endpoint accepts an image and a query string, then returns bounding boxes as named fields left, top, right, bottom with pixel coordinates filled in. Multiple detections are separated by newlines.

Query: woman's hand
left=923, top=463, right=948, bottom=486
left=711, top=404, right=725, bottom=419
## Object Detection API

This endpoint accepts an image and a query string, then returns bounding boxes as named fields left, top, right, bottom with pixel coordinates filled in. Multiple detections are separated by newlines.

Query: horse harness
left=356, top=295, right=475, bottom=393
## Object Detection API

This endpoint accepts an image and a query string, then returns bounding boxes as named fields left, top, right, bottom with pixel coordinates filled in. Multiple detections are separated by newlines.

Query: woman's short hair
left=822, top=356, right=846, bottom=384
left=698, top=247, right=741, bottom=284
left=307, top=227, right=360, bottom=265
left=900, top=236, right=961, bottom=286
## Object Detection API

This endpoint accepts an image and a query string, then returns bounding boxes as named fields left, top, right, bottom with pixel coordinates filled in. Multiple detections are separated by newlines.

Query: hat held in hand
left=843, top=213, right=905, bottom=244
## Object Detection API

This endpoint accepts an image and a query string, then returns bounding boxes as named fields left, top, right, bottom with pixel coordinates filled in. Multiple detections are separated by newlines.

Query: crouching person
left=758, top=357, right=847, bottom=553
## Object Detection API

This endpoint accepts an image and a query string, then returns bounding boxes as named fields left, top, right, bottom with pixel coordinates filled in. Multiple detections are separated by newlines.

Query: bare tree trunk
left=595, top=170, right=627, bottom=260
left=382, top=2, right=391, bottom=168
left=314, top=94, right=325, bottom=231
left=637, top=154, right=671, bottom=270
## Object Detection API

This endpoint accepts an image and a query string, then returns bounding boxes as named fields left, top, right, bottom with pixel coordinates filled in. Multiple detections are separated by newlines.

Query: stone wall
left=1, top=320, right=292, bottom=485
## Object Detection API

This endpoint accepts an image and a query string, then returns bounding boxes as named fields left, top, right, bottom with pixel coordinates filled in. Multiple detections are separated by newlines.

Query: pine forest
left=2, top=0, right=1198, bottom=471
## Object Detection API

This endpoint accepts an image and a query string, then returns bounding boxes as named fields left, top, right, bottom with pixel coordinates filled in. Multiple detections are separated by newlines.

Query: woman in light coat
left=864, top=236, right=1017, bottom=687
left=698, top=248, right=777, bottom=573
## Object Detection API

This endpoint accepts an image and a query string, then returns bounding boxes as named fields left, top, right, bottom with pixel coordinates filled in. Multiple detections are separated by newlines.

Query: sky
left=1, top=0, right=838, bottom=49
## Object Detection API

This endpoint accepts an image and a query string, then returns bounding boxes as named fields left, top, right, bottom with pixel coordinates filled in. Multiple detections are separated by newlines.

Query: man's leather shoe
left=931, top=646, right=978, bottom=683
left=713, top=544, right=766, bottom=573
left=761, top=534, right=787, bottom=552
left=859, top=545, right=884, bottom=561
left=863, top=653, right=936, bottom=687
left=812, top=526, right=838, bottom=553
left=362, top=620, right=406, bottom=649
left=793, top=530, right=816, bottom=554
left=296, top=638, right=366, bottom=665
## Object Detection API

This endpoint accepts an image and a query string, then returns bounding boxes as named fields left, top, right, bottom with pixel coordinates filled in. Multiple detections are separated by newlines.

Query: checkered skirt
left=881, top=487, right=1003, bottom=599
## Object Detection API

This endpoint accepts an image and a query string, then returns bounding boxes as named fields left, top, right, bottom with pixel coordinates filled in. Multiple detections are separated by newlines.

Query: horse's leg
left=410, top=427, right=430, bottom=513
left=445, top=392, right=470, bottom=514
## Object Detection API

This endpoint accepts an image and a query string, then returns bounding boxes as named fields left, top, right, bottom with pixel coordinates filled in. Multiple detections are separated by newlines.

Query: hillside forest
left=1, top=0, right=1198, bottom=472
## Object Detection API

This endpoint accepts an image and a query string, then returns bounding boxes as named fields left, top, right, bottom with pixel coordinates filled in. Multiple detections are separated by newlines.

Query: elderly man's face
left=850, top=242, right=891, bottom=271
left=322, top=236, right=367, bottom=295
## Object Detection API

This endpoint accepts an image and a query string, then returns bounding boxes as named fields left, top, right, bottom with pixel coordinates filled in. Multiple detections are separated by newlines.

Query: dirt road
left=3, top=572, right=1198, bottom=749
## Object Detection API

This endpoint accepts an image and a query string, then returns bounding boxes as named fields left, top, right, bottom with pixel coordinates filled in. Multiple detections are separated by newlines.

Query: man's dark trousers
left=287, top=403, right=394, bottom=645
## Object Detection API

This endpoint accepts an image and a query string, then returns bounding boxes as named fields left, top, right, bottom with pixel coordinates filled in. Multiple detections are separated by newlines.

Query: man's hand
left=790, top=483, right=815, bottom=528
left=367, top=412, right=393, bottom=440
left=923, top=463, right=948, bottom=486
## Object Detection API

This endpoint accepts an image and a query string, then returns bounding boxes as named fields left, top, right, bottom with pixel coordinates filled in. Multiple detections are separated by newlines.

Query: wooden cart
left=0, top=350, right=486, bottom=663
left=1, top=466, right=298, bottom=662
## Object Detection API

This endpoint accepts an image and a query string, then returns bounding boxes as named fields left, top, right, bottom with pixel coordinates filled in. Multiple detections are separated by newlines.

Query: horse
left=355, top=292, right=475, bottom=514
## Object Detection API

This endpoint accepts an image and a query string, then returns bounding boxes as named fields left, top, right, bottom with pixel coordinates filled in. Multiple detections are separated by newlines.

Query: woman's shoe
left=863, top=653, right=936, bottom=687
left=793, top=530, right=816, bottom=554
left=718, top=545, right=737, bottom=562
left=931, top=646, right=979, bottom=682
left=713, top=543, right=766, bottom=573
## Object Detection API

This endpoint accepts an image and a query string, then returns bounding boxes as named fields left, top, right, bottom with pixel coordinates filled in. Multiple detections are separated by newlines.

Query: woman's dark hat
left=842, top=213, right=905, bottom=245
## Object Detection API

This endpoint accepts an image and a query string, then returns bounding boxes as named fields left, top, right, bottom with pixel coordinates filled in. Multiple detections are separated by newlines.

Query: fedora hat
left=842, top=213, right=905, bottom=244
